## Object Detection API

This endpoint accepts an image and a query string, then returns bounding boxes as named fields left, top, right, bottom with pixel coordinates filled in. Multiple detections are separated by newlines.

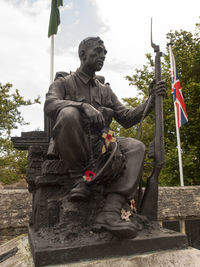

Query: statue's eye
left=94, top=47, right=107, bottom=55
left=95, top=47, right=103, bottom=53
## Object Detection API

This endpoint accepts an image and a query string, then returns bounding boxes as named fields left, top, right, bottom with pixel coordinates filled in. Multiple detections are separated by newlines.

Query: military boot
left=92, top=193, right=138, bottom=239
left=70, top=180, right=91, bottom=201
left=69, top=170, right=91, bottom=202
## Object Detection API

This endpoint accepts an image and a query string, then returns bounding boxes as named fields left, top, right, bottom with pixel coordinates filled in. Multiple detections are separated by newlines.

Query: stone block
left=1, top=235, right=199, bottom=267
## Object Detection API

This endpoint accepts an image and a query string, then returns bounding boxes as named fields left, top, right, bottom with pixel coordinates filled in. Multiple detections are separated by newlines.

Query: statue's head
left=78, top=37, right=107, bottom=72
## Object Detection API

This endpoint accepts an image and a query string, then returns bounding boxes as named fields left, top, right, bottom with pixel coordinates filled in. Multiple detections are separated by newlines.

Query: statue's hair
left=78, top=37, right=104, bottom=59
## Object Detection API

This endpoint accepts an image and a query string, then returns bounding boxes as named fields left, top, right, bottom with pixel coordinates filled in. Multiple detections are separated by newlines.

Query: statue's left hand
left=82, top=103, right=105, bottom=130
left=149, top=79, right=166, bottom=97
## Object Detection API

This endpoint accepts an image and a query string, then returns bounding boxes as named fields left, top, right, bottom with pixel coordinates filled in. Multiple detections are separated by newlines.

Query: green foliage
left=112, top=23, right=200, bottom=186
left=0, top=138, right=28, bottom=184
left=0, top=83, right=40, bottom=184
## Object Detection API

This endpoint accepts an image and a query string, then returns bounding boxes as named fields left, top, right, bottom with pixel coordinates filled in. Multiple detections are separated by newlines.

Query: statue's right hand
left=82, top=103, right=105, bottom=130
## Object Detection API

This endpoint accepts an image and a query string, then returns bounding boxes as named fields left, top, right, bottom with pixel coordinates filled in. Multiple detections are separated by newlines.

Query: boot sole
left=92, top=223, right=137, bottom=239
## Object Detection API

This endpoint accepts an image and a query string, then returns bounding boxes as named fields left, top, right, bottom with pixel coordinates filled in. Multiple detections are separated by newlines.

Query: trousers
left=53, top=107, right=145, bottom=197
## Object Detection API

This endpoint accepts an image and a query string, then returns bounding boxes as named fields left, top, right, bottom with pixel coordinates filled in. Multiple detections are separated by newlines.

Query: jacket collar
left=76, top=68, right=97, bottom=85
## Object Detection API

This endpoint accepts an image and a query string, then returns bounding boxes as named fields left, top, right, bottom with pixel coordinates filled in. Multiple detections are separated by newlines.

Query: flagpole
left=174, top=101, right=184, bottom=186
left=50, top=35, right=54, bottom=84
left=169, top=44, right=184, bottom=187
left=49, top=34, right=54, bottom=137
left=45, top=34, right=54, bottom=138
left=47, top=0, right=63, bottom=138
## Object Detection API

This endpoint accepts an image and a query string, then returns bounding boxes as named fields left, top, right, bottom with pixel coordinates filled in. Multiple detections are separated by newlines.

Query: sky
left=0, top=0, right=199, bottom=135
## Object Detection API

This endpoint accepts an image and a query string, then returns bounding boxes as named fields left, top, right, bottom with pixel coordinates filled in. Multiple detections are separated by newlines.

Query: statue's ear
left=79, top=50, right=86, bottom=61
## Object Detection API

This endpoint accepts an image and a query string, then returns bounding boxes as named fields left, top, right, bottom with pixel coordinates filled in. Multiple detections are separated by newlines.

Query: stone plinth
left=28, top=225, right=188, bottom=267
left=0, top=235, right=199, bottom=267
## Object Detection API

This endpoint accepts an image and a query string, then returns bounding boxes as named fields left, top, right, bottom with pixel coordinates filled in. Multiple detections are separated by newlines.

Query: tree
left=0, top=83, right=40, bottom=184
left=112, top=23, right=200, bottom=186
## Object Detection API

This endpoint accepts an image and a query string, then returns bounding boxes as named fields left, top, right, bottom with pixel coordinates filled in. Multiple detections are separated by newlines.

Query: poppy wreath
left=83, top=129, right=127, bottom=186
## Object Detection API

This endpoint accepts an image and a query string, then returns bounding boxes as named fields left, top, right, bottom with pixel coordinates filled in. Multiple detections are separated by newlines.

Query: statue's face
left=83, top=43, right=107, bottom=72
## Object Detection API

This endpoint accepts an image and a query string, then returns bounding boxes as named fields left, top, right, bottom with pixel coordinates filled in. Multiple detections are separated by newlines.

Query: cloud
left=103, top=58, right=137, bottom=73
left=0, top=0, right=50, bottom=133
left=1, top=0, right=200, bottom=136
left=0, top=0, right=111, bottom=134
left=54, top=0, right=109, bottom=55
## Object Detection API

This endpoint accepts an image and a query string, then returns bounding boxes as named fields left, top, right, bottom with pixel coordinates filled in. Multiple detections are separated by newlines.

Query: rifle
left=140, top=19, right=165, bottom=220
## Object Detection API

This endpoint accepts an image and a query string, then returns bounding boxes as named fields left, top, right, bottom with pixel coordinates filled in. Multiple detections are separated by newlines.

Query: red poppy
left=84, top=170, right=96, bottom=182
left=106, top=134, right=112, bottom=141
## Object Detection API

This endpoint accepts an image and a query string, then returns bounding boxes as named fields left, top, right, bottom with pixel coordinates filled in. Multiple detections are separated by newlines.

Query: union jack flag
left=169, top=46, right=188, bottom=128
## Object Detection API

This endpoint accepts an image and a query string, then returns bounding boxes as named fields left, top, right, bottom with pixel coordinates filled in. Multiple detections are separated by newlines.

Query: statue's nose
left=100, top=54, right=105, bottom=60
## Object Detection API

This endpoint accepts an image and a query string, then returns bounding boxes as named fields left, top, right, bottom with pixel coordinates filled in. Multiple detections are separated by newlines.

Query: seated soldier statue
left=44, top=36, right=165, bottom=239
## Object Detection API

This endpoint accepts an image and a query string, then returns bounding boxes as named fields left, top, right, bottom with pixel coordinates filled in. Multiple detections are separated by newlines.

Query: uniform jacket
left=44, top=68, right=154, bottom=129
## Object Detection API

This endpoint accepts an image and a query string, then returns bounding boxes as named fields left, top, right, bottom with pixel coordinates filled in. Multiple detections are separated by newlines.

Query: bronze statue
left=12, top=36, right=189, bottom=267
left=44, top=36, right=166, bottom=239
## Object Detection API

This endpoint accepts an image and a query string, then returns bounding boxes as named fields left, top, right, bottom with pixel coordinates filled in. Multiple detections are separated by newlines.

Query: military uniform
left=44, top=68, right=155, bottom=196
left=44, top=68, right=154, bottom=238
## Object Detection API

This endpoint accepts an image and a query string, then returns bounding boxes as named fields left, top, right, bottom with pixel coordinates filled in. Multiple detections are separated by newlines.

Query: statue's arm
left=110, top=89, right=155, bottom=129
left=44, top=78, right=84, bottom=120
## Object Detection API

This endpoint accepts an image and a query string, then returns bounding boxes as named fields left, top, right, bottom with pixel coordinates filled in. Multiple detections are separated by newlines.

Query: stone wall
left=0, top=189, right=31, bottom=245
left=157, top=186, right=200, bottom=220
left=0, top=186, right=200, bottom=245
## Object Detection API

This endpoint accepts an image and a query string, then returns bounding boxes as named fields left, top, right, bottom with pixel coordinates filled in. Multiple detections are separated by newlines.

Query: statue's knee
left=137, top=140, right=145, bottom=153
left=128, top=138, right=145, bottom=154
left=53, top=107, right=82, bottom=136
left=57, top=107, right=81, bottom=126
